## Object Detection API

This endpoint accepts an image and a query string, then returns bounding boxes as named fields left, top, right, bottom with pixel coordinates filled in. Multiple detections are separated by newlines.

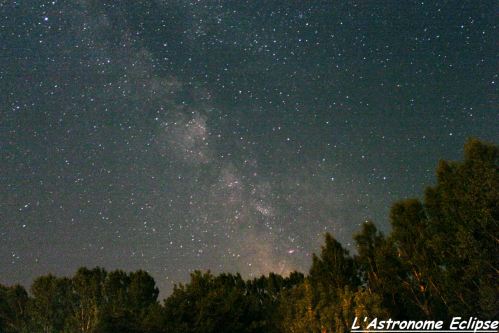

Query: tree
left=309, top=232, right=360, bottom=298
left=424, top=138, right=499, bottom=318
left=128, top=270, right=159, bottom=313
left=0, top=284, right=9, bottom=332
left=339, top=286, right=390, bottom=331
left=353, top=221, right=407, bottom=318
left=372, top=138, right=499, bottom=320
left=29, top=274, right=73, bottom=333
left=66, top=266, right=107, bottom=332
left=389, top=198, right=448, bottom=320
left=0, top=283, right=29, bottom=333
left=163, top=270, right=282, bottom=333
left=94, top=269, right=158, bottom=333
left=276, top=277, right=322, bottom=333
left=276, top=281, right=389, bottom=333
left=246, top=271, right=305, bottom=332
left=277, top=233, right=370, bottom=333
left=103, top=269, right=131, bottom=312
left=163, top=270, right=211, bottom=332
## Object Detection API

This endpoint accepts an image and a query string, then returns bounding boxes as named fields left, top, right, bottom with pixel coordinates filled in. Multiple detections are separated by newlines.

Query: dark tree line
left=0, top=268, right=159, bottom=333
left=1, top=138, right=498, bottom=332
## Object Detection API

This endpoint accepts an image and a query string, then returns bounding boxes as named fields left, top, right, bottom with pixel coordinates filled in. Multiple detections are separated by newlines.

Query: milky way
left=1, top=1, right=497, bottom=298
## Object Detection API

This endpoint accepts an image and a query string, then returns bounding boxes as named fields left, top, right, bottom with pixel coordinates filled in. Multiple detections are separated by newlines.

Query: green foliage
left=0, top=283, right=29, bottom=333
left=128, top=270, right=159, bottom=312
left=163, top=270, right=265, bottom=333
left=102, top=269, right=132, bottom=313
left=95, top=269, right=159, bottom=333
left=389, top=198, right=448, bottom=320
left=66, top=266, right=107, bottom=332
left=353, top=138, right=499, bottom=321
left=276, top=277, right=321, bottom=333
left=423, top=138, right=499, bottom=318
left=277, top=232, right=386, bottom=333
left=29, top=274, right=73, bottom=333
left=276, top=280, right=388, bottom=333
left=353, top=221, right=407, bottom=318
left=309, top=232, right=360, bottom=296
left=0, top=284, right=8, bottom=332
left=0, top=268, right=160, bottom=333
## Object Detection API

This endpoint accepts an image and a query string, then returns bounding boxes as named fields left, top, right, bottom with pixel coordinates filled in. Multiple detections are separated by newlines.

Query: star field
left=1, top=1, right=498, bottom=299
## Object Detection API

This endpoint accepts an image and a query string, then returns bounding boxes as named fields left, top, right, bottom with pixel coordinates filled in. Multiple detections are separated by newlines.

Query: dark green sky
left=1, top=0, right=497, bottom=298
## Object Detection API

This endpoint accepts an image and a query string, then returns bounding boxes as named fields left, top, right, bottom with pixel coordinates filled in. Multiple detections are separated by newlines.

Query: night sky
left=1, top=1, right=498, bottom=299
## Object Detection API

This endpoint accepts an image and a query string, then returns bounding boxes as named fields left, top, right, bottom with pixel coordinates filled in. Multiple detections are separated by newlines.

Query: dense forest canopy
left=1, top=138, right=498, bottom=332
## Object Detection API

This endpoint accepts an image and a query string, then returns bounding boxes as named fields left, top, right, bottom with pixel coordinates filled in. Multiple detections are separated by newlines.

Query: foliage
left=163, top=270, right=274, bottom=332
left=66, top=266, right=107, bottom=332
left=353, top=221, right=408, bottom=318
left=424, top=138, right=499, bottom=318
left=0, top=283, right=29, bottom=333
